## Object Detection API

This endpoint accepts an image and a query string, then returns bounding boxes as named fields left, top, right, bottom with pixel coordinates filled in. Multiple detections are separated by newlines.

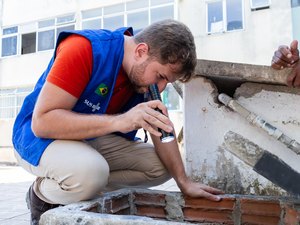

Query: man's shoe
left=26, top=184, right=60, bottom=225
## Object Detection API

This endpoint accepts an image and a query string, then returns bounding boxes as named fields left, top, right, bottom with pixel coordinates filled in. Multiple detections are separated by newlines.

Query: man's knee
left=82, top=159, right=109, bottom=193
left=59, top=155, right=109, bottom=203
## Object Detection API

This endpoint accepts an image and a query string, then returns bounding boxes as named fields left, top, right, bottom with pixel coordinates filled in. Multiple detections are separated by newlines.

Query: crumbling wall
left=184, top=60, right=300, bottom=197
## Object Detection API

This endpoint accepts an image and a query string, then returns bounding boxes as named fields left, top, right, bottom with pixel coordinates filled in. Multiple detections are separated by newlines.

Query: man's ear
left=135, top=43, right=149, bottom=60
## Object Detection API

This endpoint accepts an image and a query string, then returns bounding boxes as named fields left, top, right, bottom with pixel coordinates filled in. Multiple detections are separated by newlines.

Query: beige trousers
left=14, top=134, right=170, bottom=205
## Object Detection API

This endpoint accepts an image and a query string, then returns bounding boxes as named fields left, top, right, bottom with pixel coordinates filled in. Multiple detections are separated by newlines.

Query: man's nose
left=157, top=80, right=168, bottom=92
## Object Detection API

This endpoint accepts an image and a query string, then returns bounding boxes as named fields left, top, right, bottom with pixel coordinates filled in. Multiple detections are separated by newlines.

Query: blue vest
left=12, top=28, right=144, bottom=166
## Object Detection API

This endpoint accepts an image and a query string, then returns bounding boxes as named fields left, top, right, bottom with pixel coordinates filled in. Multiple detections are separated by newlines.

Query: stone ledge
left=195, top=59, right=291, bottom=85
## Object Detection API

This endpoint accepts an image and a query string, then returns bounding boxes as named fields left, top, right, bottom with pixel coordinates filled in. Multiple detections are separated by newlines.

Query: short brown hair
left=134, top=19, right=196, bottom=82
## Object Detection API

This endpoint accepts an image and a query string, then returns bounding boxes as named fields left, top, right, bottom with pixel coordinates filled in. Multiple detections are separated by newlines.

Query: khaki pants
left=14, top=134, right=170, bottom=205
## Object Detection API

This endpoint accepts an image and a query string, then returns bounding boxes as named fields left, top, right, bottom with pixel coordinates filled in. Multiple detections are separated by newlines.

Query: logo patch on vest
left=95, top=83, right=108, bottom=96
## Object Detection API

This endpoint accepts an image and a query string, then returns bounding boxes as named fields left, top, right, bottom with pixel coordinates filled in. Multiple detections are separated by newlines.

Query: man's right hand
left=271, top=40, right=300, bottom=87
left=118, top=100, right=174, bottom=137
left=271, top=40, right=299, bottom=70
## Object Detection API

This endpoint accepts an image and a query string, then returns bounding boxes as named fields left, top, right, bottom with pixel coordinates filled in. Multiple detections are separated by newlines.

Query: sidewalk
left=0, top=165, right=179, bottom=225
left=0, top=165, right=34, bottom=225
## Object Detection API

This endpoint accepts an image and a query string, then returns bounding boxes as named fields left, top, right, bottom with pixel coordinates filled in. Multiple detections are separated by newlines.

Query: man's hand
left=271, top=40, right=300, bottom=87
left=286, top=61, right=300, bottom=87
left=271, top=40, right=299, bottom=70
left=118, top=100, right=174, bottom=137
left=179, top=178, right=224, bottom=201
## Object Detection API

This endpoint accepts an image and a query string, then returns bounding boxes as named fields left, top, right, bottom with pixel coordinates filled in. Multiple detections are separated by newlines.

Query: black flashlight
left=148, top=84, right=175, bottom=143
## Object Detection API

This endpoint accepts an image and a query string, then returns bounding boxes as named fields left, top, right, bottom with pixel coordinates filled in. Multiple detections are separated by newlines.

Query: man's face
left=128, top=57, right=180, bottom=94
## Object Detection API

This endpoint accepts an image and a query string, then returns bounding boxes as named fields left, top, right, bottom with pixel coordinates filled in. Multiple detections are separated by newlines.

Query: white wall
left=0, top=51, right=52, bottom=87
left=179, top=0, right=293, bottom=65
left=1, top=0, right=122, bottom=26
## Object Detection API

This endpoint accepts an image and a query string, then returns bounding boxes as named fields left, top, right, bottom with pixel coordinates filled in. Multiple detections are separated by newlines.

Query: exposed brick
left=135, top=205, right=166, bottom=219
left=103, top=195, right=130, bottom=214
left=134, top=192, right=166, bottom=206
left=114, top=207, right=131, bottom=216
left=282, top=204, right=300, bottom=225
left=241, top=214, right=280, bottom=225
left=184, top=196, right=235, bottom=210
left=240, top=198, right=281, bottom=217
left=82, top=202, right=99, bottom=213
left=183, top=208, right=234, bottom=224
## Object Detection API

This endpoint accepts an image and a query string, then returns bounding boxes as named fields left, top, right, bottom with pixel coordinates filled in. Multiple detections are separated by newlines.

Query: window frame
left=1, top=14, right=76, bottom=58
left=206, top=0, right=244, bottom=35
left=37, top=19, right=55, bottom=52
left=0, top=87, right=33, bottom=119
left=81, top=0, right=175, bottom=30
left=250, top=0, right=271, bottom=10
left=1, top=26, right=19, bottom=57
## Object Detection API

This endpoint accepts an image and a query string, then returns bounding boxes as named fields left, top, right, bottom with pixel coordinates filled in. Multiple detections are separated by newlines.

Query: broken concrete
left=184, top=60, right=300, bottom=196
left=195, top=59, right=292, bottom=85
left=224, top=131, right=300, bottom=196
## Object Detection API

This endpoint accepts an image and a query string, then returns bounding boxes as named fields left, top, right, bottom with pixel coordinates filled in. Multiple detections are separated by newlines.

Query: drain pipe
left=218, top=93, right=300, bottom=155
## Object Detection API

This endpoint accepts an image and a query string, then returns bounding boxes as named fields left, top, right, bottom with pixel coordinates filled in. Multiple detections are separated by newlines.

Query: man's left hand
left=179, top=178, right=224, bottom=201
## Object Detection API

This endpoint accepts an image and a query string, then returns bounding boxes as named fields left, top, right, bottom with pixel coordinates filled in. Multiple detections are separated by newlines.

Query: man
left=271, top=40, right=300, bottom=87
left=12, top=19, right=223, bottom=224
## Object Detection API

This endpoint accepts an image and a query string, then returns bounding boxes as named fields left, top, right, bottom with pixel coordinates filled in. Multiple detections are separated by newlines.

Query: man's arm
left=32, top=82, right=119, bottom=139
left=32, top=82, right=173, bottom=140
left=151, top=134, right=223, bottom=201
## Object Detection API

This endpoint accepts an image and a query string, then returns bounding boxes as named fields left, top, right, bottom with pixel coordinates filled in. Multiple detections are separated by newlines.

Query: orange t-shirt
left=46, top=34, right=134, bottom=114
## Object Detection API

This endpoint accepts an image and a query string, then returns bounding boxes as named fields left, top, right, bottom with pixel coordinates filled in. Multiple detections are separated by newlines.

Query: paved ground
left=0, top=165, right=34, bottom=225
left=0, top=165, right=179, bottom=225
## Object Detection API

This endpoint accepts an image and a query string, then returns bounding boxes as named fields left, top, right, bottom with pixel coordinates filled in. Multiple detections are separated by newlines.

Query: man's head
left=124, top=19, right=197, bottom=93
left=133, top=19, right=197, bottom=83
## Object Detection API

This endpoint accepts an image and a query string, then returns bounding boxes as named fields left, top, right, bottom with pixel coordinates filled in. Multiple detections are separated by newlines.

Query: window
left=1, top=26, right=18, bottom=57
left=291, top=0, right=300, bottom=7
left=103, top=15, right=124, bottom=31
left=82, top=8, right=102, bottom=29
left=56, top=14, right=75, bottom=39
left=151, top=5, right=174, bottom=23
left=206, top=0, right=244, bottom=34
left=127, top=11, right=148, bottom=34
left=38, top=19, right=55, bottom=51
left=103, top=3, right=124, bottom=30
left=1, top=14, right=75, bottom=57
left=226, top=0, right=243, bottom=31
left=207, top=1, right=224, bottom=33
left=0, top=87, right=33, bottom=119
left=162, top=84, right=182, bottom=111
left=81, top=0, right=175, bottom=33
left=21, top=32, right=36, bottom=54
left=250, top=0, right=271, bottom=10
left=56, top=24, right=75, bottom=39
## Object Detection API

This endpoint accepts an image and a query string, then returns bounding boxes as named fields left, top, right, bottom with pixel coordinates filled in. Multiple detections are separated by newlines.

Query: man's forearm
left=151, top=134, right=189, bottom=190
left=32, top=109, right=121, bottom=140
